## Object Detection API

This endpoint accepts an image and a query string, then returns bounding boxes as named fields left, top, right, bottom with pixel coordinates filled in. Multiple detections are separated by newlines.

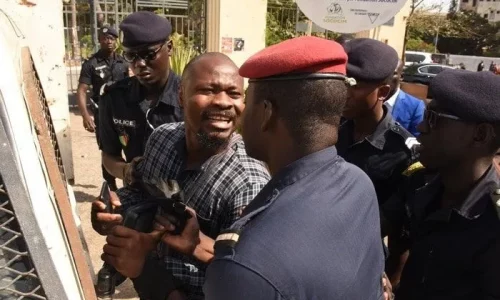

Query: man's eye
left=199, top=88, right=213, bottom=94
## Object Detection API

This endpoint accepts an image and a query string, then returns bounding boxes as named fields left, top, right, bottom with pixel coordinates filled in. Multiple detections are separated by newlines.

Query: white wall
left=206, top=0, right=267, bottom=86
left=0, top=0, right=74, bottom=181
left=218, top=0, right=267, bottom=67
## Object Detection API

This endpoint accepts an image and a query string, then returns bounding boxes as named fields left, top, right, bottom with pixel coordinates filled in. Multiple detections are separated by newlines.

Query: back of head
left=343, top=38, right=399, bottom=84
left=240, top=36, right=351, bottom=149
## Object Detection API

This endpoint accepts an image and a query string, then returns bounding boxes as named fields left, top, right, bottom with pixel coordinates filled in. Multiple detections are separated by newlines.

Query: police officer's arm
left=204, top=259, right=282, bottom=300
left=77, top=60, right=95, bottom=130
left=98, top=93, right=128, bottom=179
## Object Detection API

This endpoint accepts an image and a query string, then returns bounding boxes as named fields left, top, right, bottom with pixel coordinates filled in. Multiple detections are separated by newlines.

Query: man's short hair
left=253, top=79, right=347, bottom=146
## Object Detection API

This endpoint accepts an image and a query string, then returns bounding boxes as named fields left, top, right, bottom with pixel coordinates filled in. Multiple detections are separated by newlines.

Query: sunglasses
left=424, top=109, right=462, bottom=130
left=123, top=42, right=166, bottom=63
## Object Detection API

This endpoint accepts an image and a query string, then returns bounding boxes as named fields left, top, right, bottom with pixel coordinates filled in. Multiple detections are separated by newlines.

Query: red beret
left=240, top=36, right=348, bottom=82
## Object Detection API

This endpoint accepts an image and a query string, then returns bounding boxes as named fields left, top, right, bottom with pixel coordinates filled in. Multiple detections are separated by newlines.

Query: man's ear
left=261, top=99, right=275, bottom=132
left=473, top=123, right=496, bottom=146
left=166, top=40, right=173, bottom=56
left=377, top=84, right=391, bottom=102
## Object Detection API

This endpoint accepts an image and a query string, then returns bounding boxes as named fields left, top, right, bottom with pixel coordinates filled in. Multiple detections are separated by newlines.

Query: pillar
left=206, top=0, right=268, bottom=70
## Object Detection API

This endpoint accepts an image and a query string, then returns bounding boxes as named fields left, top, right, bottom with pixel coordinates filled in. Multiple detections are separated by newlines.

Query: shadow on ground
left=73, top=190, right=98, bottom=203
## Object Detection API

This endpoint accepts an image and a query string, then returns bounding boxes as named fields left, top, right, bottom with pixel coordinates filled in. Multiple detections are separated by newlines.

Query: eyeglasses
left=123, top=42, right=165, bottom=63
left=424, top=109, right=462, bottom=129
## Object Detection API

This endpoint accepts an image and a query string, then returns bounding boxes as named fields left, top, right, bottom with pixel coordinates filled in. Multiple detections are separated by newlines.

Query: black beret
left=343, top=38, right=399, bottom=83
left=119, top=11, right=172, bottom=48
left=99, top=25, right=118, bottom=38
left=430, top=69, right=500, bottom=123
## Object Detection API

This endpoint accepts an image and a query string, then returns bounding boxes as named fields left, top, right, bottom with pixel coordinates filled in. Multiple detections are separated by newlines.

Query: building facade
left=460, top=0, right=500, bottom=22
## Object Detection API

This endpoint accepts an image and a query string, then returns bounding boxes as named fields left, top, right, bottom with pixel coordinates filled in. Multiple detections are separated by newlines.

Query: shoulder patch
left=405, top=137, right=420, bottom=150
left=402, top=161, right=425, bottom=177
left=214, top=230, right=241, bottom=253
left=216, top=232, right=240, bottom=243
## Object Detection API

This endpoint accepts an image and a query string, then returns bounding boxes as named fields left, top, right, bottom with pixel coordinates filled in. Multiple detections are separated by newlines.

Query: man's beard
left=196, top=131, right=231, bottom=150
left=196, top=109, right=236, bottom=150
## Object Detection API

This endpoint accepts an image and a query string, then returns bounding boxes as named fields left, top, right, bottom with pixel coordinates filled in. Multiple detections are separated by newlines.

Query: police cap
left=99, top=25, right=118, bottom=38
left=120, top=11, right=172, bottom=48
left=239, top=36, right=355, bottom=85
left=430, top=69, right=500, bottom=123
left=343, top=38, right=399, bottom=83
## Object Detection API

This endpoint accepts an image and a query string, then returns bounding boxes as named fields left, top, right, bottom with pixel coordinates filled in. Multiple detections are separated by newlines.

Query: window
left=406, top=53, right=426, bottom=64
left=484, top=14, right=489, bottom=18
left=427, top=66, right=444, bottom=74
left=418, top=66, right=429, bottom=74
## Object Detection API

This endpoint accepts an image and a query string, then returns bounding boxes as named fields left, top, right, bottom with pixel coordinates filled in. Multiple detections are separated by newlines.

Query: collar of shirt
left=172, top=132, right=242, bottom=172
left=340, top=105, right=394, bottom=151
left=412, top=165, right=500, bottom=222
left=241, top=146, right=339, bottom=217
left=138, top=71, right=180, bottom=108
left=386, top=88, right=400, bottom=108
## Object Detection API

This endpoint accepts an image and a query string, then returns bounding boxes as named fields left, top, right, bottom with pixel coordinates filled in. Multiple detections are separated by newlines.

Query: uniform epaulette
left=214, top=230, right=240, bottom=251
left=389, top=124, right=420, bottom=151
left=489, top=188, right=500, bottom=219
left=402, top=161, right=425, bottom=177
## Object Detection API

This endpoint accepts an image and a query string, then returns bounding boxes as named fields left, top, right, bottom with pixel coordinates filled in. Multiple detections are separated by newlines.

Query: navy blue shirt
left=204, top=146, right=386, bottom=300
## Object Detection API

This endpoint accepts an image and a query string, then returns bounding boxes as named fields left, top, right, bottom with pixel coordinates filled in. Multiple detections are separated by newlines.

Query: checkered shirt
left=116, top=122, right=270, bottom=299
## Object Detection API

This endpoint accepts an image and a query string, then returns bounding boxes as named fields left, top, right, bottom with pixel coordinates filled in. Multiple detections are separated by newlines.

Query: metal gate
left=64, top=0, right=206, bottom=95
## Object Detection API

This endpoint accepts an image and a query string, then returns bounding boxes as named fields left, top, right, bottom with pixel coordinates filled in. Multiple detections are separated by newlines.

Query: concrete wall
left=0, top=0, right=74, bottom=181
left=355, top=0, right=411, bottom=59
left=206, top=0, right=267, bottom=85
left=447, top=54, right=500, bottom=71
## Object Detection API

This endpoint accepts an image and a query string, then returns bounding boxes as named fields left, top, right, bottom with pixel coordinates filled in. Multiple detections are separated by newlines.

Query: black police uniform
left=382, top=68, right=500, bottom=300
left=337, top=107, right=420, bottom=206
left=338, top=38, right=420, bottom=207
left=98, top=72, right=183, bottom=163
left=383, top=166, right=500, bottom=300
left=79, top=50, right=128, bottom=186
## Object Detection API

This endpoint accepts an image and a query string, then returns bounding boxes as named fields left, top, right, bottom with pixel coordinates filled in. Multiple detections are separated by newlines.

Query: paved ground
left=69, top=106, right=139, bottom=300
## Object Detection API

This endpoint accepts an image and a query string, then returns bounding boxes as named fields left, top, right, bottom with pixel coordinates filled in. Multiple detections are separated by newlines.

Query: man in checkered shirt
left=93, top=53, right=270, bottom=300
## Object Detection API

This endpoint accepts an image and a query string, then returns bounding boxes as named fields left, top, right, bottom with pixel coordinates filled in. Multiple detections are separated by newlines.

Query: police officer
left=155, top=36, right=387, bottom=299
left=337, top=38, right=420, bottom=207
left=383, top=69, right=500, bottom=299
left=77, top=25, right=128, bottom=190
left=98, top=12, right=183, bottom=185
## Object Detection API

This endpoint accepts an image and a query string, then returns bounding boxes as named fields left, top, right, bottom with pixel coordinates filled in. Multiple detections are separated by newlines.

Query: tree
left=407, top=8, right=500, bottom=56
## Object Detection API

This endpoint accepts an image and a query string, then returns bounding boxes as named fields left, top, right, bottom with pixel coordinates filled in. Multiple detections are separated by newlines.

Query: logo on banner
left=327, top=3, right=343, bottom=15
left=324, top=2, right=346, bottom=23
